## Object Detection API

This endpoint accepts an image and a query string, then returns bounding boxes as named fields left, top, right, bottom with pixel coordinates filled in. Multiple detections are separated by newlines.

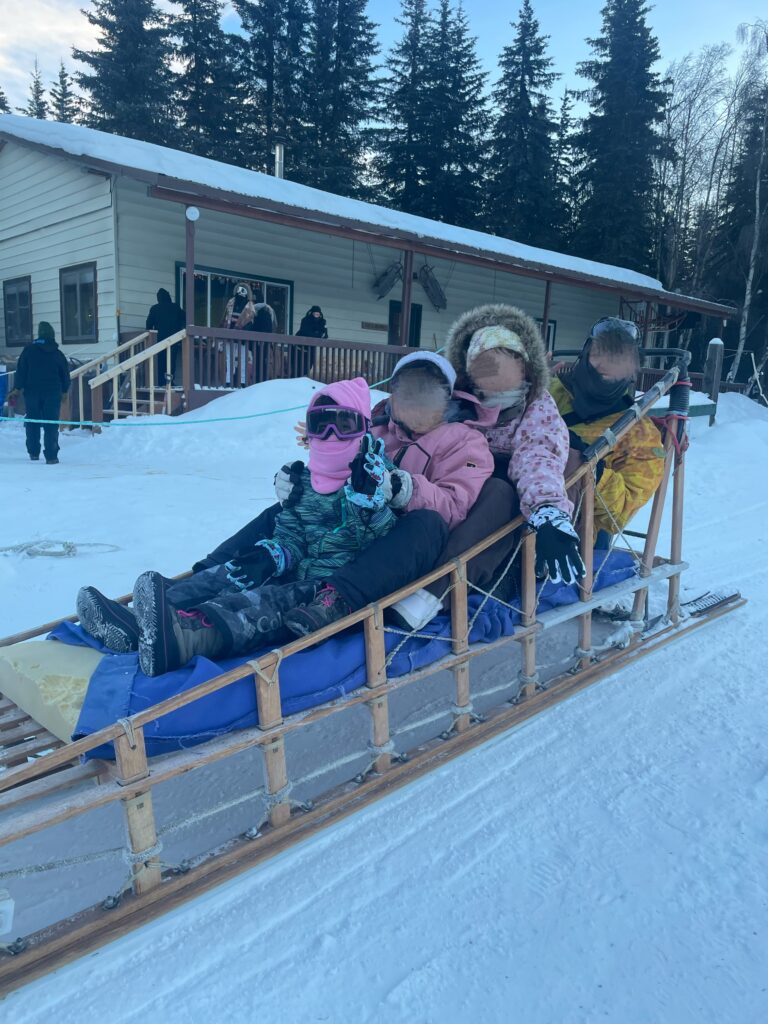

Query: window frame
left=175, top=262, right=294, bottom=334
left=535, top=317, right=557, bottom=352
left=3, top=275, right=33, bottom=347
left=59, top=261, right=99, bottom=345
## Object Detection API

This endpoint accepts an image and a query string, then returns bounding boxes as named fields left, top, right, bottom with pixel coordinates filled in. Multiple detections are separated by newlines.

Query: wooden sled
left=0, top=356, right=746, bottom=994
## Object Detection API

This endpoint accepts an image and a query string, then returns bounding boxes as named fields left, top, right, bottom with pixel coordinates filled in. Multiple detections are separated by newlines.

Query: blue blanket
left=54, top=550, right=635, bottom=759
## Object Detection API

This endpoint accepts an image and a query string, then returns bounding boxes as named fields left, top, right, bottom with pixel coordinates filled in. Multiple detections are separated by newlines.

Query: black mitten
left=529, top=506, right=586, bottom=586
left=224, top=546, right=278, bottom=591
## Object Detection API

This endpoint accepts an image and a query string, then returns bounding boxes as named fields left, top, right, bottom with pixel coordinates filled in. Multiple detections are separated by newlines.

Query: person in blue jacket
left=12, top=321, right=70, bottom=464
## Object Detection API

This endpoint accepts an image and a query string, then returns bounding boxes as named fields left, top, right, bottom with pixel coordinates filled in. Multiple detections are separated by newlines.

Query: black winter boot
left=283, top=585, right=352, bottom=637
left=77, top=586, right=140, bottom=653
left=133, top=570, right=220, bottom=676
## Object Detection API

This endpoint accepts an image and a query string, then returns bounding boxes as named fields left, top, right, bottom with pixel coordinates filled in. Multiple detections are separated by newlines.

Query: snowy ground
left=2, top=386, right=768, bottom=1023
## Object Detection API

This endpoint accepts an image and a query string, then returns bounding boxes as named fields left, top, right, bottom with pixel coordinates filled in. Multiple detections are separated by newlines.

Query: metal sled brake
left=0, top=353, right=746, bottom=994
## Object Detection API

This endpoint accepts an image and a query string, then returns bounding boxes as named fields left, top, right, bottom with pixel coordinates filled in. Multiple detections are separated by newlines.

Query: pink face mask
left=308, top=434, right=361, bottom=494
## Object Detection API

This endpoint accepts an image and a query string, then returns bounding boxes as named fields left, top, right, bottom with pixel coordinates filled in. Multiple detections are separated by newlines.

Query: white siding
left=0, top=142, right=117, bottom=357
left=115, top=179, right=621, bottom=352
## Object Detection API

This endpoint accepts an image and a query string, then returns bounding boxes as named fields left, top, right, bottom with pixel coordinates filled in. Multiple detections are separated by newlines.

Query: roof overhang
left=0, top=129, right=738, bottom=321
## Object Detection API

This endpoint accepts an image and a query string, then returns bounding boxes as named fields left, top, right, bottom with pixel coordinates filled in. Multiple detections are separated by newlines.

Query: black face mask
left=566, top=357, right=634, bottom=421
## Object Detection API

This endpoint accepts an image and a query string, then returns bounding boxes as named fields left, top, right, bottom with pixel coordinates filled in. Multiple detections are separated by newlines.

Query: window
left=3, top=277, right=33, bottom=346
left=388, top=300, right=423, bottom=347
left=177, top=265, right=293, bottom=333
left=535, top=317, right=557, bottom=351
left=60, top=263, right=97, bottom=344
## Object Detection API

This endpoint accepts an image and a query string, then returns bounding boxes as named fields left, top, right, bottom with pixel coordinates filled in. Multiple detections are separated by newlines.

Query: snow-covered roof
left=0, top=115, right=734, bottom=315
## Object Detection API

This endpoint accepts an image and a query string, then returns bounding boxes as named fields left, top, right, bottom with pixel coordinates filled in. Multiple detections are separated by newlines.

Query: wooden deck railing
left=185, top=327, right=411, bottom=391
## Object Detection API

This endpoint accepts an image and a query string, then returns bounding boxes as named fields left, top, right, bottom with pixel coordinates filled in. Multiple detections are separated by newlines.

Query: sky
left=0, top=0, right=764, bottom=111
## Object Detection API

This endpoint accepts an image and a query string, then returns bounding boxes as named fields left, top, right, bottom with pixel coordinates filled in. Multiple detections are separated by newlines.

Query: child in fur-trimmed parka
left=76, top=378, right=397, bottom=675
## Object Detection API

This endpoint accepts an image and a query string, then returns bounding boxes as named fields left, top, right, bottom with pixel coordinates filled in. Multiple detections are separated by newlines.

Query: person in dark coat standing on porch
left=294, top=305, right=328, bottom=376
left=13, top=321, right=70, bottom=464
left=146, top=288, right=186, bottom=380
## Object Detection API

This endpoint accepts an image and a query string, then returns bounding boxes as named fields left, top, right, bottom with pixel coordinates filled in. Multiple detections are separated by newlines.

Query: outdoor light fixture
left=185, top=206, right=200, bottom=222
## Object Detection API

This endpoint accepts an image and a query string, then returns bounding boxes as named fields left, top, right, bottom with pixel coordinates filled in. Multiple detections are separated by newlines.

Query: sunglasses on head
left=305, top=405, right=368, bottom=440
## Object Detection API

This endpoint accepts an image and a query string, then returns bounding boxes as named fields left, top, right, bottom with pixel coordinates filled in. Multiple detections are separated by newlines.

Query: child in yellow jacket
left=551, top=317, right=665, bottom=539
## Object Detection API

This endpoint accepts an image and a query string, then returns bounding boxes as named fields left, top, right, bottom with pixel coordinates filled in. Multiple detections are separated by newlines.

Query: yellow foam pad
left=0, top=641, right=104, bottom=742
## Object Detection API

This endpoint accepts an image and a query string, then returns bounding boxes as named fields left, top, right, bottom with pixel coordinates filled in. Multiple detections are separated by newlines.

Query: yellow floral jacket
left=550, top=378, right=666, bottom=535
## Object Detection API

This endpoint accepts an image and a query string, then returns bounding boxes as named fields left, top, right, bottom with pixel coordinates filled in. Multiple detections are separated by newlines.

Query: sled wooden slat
left=115, top=726, right=162, bottom=894
left=0, top=707, right=34, bottom=731
left=0, top=696, right=15, bottom=713
left=0, top=720, right=47, bottom=750
left=252, top=652, right=291, bottom=827
left=365, top=606, right=391, bottom=771
left=0, top=762, right=103, bottom=814
left=0, top=732, right=61, bottom=768
left=578, top=471, right=595, bottom=671
left=450, top=563, right=471, bottom=733
left=632, top=439, right=674, bottom=624
left=519, top=531, right=538, bottom=698
left=668, top=451, right=685, bottom=624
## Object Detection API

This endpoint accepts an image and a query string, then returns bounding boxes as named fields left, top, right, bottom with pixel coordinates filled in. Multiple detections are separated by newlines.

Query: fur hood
left=444, top=304, right=550, bottom=400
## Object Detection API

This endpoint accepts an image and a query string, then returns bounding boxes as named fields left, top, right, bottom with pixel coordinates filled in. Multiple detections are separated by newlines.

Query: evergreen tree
left=17, top=59, right=48, bottom=119
left=170, top=0, right=243, bottom=162
left=417, top=0, right=489, bottom=226
left=0, top=85, right=10, bottom=114
left=73, top=0, right=177, bottom=145
left=233, top=0, right=309, bottom=173
left=293, top=0, right=379, bottom=197
left=553, top=88, right=580, bottom=246
left=573, top=0, right=666, bottom=272
left=486, top=0, right=560, bottom=247
left=375, top=0, right=433, bottom=213
left=50, top=62, right=78, bottom=123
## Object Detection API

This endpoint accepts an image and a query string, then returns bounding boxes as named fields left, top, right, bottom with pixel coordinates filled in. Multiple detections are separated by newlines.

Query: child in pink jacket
left=285, top=351, right=495, bottom=634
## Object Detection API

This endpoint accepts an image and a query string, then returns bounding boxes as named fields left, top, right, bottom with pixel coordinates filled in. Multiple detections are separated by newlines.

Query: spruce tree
left=170, top=0, right=242, bottom=162
left=573, top=0, right=666, bottom=272
left=233, top=0, right=309, bottom=173
left=50, top=62, right=78, bottom=123
left=294, top=0, right=379, bottom=197
left=417, top=0, right=489, bottom=227
left=487, top=0, right=560, bottom=247
left=0, top=86, right=11, bottom=114
left=17, top=59, right=48, bottom=119
left=553, top=88, right=580, bottom=247
left=376, top=0, right=433, bottom=213
left=73, top=0, right=177, bottom=145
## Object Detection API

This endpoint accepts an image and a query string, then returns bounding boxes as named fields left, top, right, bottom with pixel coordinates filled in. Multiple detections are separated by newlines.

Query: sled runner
left=0, top=351, right=746, bottom=992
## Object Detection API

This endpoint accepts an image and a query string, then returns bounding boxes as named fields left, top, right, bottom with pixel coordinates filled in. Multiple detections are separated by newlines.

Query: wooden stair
left=103, top=385, right=185, bottom=422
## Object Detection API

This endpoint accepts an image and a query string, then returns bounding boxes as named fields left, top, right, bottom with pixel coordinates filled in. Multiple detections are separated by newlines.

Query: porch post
left=183, top=207, right=199, bottom=400
left=541, top=280, right=552, bottom=352
left=641, top=301, right=652, bottom=348
left=399, top=249, right=414, bottom=347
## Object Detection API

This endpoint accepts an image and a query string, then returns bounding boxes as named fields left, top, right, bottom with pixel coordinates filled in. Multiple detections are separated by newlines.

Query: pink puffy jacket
left=481, top=392, right=572, bottom=520
left=371, top=393, right=494, bottom=530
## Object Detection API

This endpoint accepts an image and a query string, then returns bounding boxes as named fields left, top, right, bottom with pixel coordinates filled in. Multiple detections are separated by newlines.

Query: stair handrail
left=68, top=331, right=153, bottom=383
left=88, top=329, right=186, bottom=389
